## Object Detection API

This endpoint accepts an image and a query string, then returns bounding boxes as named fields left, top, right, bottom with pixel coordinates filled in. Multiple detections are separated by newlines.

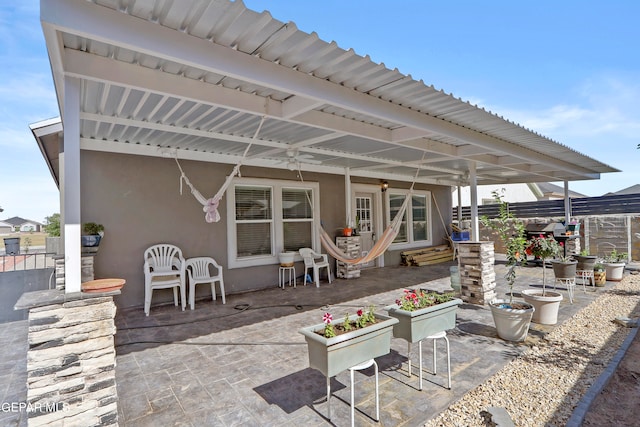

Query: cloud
left=501, top=75, right=640, bottom=142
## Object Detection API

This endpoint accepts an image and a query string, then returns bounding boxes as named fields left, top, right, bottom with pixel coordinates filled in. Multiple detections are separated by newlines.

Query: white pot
left=489, top=299, right=534, bottom=342
left=278, top=251, right=296, bottom=267
left=521, top=289, right=563, bottom=325
left=604, top=262, right=625, bottom=282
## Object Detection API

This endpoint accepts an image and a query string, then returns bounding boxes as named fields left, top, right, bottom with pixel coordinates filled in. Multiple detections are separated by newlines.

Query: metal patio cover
left=39, top=0, right=618, bottom=187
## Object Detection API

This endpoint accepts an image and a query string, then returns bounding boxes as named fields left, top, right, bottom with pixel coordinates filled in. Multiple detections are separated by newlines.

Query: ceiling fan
left=281, top=148, right=322, bottom=171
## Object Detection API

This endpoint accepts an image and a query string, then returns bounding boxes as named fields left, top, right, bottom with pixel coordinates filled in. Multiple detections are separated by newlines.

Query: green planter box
left=299, top=313, right=398, bottom=377
left=384, top=298, right=462, bottom=343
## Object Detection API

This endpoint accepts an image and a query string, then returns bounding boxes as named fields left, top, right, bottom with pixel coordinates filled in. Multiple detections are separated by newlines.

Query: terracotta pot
left=343, top=227, right=353, bottom=237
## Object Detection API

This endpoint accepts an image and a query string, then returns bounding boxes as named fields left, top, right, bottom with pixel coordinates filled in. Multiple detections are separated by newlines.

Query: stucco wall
left=81, top=151, right=452, bottom=310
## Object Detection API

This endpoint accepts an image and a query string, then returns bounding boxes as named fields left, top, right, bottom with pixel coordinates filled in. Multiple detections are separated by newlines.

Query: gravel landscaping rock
left=424, top=274, right=640, bottom=427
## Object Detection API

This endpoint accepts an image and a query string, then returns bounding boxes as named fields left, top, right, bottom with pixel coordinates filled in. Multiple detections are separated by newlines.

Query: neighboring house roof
left=34, top=0, right=619, bottom=191
left=0, top=221, right=12, bottom=228
left=532, top=182, right=588, bottom=199
left=604, top=184, right=640, bottom=196
left=3, top=217, right=43, bottom=227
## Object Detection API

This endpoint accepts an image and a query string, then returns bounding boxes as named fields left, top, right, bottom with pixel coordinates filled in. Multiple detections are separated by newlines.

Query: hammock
left=175, top=116, right=265, bottom=223
left=319, top=192, right=411, bottom=265
left=175, top=112, right=421, bottom=265
left=299, top=148, right=424, bottom=265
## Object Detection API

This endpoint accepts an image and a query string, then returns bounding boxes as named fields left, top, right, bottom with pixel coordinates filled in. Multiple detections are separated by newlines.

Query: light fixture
left=381, top=180, right=389, bottom=192
left=287, top=160, right=298, bottom=171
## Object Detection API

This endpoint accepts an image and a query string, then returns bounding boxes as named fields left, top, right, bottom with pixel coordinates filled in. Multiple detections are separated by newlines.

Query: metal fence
left=0, top=252, right=56, bottom=273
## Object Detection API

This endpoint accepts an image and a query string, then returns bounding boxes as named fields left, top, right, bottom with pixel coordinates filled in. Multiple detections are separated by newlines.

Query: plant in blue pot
left=81, top=222, right=104, bottom=251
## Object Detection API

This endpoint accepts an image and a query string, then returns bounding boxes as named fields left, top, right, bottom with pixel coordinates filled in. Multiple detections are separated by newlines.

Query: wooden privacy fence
left=453, top=193, right=640, bottom=220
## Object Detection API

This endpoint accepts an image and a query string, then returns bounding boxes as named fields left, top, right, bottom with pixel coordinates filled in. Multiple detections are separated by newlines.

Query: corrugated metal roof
left=39, top=0, right=619, bottom=187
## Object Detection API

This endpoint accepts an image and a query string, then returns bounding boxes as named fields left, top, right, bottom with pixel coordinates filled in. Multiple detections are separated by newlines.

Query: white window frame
left=227, top=177, right=320, bottom=269
left=386, top=189, right=433, bottom=250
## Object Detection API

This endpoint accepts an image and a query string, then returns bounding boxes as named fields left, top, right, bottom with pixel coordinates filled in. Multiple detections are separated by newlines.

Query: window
left=387, top=190, right=432, bottom=249
left=282, top=188, right=313, bottom=251
left=234, top=186, right=272, bottom=257
left=355, top=196, right=372, bottom=233
left=227, top=178, right=320, bottom=268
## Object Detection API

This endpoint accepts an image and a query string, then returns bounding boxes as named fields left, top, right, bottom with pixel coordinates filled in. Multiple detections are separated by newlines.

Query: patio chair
left=299, top=248, right=332, bottom=287
left=143, top=244, right=186, bottom=316
left=185, top=256, right=226, bottom=309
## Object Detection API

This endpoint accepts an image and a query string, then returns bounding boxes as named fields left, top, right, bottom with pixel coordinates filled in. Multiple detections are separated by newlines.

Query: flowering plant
left=526, top=233, right=562, bottom=260
left=321, top=306, right=377, bottom=338
left=395, top=289, right=455, bottom=311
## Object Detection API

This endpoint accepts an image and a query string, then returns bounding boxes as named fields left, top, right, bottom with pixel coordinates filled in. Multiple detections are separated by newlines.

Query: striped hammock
left=319, top=193, right=411, bottom=265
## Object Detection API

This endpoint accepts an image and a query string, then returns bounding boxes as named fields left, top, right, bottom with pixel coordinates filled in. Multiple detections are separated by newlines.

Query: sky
left=2, top=1, right=639, bottom=224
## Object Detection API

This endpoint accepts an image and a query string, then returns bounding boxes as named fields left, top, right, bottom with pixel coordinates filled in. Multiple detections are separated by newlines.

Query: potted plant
left=574, top=248, right=597, bottom=271
left=594, top=263, right=606, bottom=286
left=521, top=234, right=564, bottom=325
left=480, top=190, right=534, bottom=342
left=603, top=249, right=627, bottom=282
left=278, top=251, right=295, bottom=266
left=81, top=222, right=105, bottom=252
left=551, top=252, right=578, bottom=280
left=566, top=219, right=580, bottom=235
left=298, top=306, right=398, bottom=378
left=384, top=289, right=462, bottom=343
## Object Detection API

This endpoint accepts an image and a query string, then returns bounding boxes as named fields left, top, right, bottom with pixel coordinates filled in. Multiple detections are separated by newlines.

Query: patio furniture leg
left=348, top=359, right=379, bottom=426
left=419, top=340, right=423, bottom=390
left=327, top=376, right=331, bottom=421
left=407, top=341, right=412, bottom=377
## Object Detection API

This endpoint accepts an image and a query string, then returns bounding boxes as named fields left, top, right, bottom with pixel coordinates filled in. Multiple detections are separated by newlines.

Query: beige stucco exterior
left=81, top=151, right=452, bottom=309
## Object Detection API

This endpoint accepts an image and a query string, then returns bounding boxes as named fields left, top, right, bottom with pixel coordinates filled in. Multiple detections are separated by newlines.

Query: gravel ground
left=424, top=274, right=640, bottom=427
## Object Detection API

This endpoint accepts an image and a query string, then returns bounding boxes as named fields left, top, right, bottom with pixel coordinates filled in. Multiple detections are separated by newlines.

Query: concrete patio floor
left=1, top=259, right=625, bottom=426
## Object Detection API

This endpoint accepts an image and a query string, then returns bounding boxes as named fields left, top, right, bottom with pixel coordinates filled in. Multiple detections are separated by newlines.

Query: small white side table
left=279, top=265, right=296, bottom=288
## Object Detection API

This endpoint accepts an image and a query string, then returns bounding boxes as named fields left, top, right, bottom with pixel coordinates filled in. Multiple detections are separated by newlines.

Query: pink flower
left=357, top=309, right=363, bottom=317
left=322, top=312, right=333, bottom=324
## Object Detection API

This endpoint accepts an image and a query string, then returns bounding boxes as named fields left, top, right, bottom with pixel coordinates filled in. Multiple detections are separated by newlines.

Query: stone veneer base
left=15, top=289, right=120, bottom=426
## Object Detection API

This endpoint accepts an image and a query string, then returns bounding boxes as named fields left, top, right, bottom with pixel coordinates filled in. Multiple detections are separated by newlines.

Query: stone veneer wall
left=26, top=296, right=118, bottom=426
left=458, top=241, right=496, bottom=305
left=53, top=255, right=96, bottom=290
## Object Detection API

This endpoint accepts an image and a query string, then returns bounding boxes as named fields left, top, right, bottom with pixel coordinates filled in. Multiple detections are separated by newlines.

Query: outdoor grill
left=525, top=222, right=566, bottom=240
left=525, top=222, right=572, bottom=262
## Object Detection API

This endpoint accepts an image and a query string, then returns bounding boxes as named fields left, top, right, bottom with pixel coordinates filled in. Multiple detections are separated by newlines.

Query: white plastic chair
left=299, top=248, right=332, bottom=288
left=185, top=257, right=226, bottom=309
left=143, top=244, right=186, bottom=316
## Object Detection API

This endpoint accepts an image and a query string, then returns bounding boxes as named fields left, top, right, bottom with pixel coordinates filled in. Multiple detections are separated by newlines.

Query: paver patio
left=1, top=259, right=624, bottom=426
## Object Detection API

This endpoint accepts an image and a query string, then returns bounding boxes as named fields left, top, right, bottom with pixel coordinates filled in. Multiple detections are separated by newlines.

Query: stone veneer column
left=24, top=295, right=118, bottom=426
left=457, top=241, right=496, bottom=305
left=53, top=254, right=96, bottom=290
